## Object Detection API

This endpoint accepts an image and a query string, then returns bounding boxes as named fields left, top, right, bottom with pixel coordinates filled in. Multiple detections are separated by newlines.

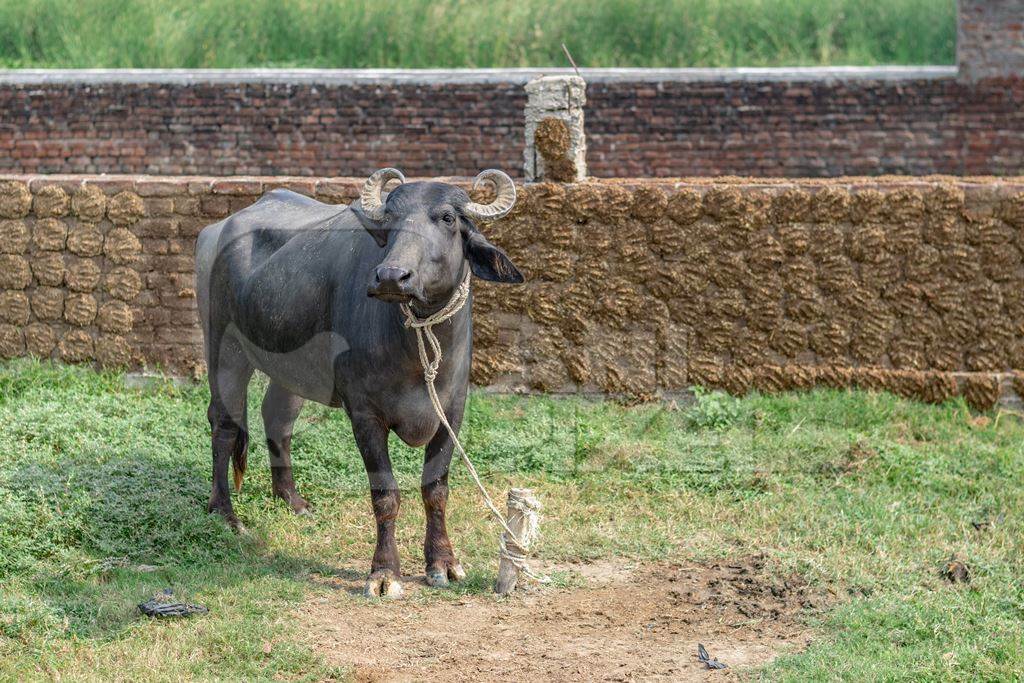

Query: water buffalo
left=195, top=169, right=523, bottom=597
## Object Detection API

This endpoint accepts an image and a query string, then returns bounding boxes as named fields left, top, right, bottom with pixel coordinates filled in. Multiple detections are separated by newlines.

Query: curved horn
left=463, top=169, right=516, bottom=221
left=359, top=167, right=405, bottom=221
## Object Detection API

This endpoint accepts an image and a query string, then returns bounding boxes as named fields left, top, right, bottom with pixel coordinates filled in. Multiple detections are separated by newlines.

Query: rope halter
left=399, top=268, right=548, bottom=585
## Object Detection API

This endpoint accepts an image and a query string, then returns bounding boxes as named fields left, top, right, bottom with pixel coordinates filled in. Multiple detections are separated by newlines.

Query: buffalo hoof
left=274, top=488, right=311, bottom=516
left=364, top=570, right=404, bottom=599
left=291, top=499, right=312, bottom=516
left=425, top=569, right=448, bottom=587
left=208, top=505, right=248, bottom=534
left=426, top=562, right=466, bottom=588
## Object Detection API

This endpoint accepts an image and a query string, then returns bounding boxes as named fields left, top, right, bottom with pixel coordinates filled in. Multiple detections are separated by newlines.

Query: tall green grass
left=0, top=0, right=955, bottom=69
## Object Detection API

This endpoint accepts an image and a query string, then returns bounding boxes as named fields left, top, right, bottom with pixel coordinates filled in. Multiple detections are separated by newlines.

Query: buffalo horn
left=359, top=167, right=405, bottom=220
left=463, top=169, right=516, bottom=221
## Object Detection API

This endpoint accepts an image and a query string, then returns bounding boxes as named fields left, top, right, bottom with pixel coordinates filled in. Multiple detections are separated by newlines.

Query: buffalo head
left=354, top=168, right=523, bottom=306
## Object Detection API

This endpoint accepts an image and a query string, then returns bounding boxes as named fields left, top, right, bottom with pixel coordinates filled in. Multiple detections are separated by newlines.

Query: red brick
left=200, top=195, right=230, bottom=218
left=136, top=179, right=186, bottom=197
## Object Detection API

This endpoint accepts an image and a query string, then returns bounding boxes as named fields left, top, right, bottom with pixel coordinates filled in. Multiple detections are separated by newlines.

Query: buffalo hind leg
left=352, top=413, right=403, bottom=598
left=261, top=381, right=309, bottom=514
left=206, top=334, right=254, bottom=532
left=422, top=411, right=466, bottom=587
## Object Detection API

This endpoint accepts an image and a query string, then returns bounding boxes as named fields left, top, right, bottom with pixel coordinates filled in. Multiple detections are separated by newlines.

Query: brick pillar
left=958, top=0, right=1024, bottom=81
left=523, top=75, right=587, bottom=182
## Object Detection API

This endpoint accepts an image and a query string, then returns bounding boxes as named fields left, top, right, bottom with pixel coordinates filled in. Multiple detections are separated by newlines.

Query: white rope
left=400, top=270, right=549, bottom=584
left=499, top=489, right=543, bottom=575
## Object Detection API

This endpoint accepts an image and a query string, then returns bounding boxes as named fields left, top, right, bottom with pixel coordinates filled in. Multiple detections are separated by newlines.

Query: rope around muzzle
left=399, top=270, right=549, bottom=586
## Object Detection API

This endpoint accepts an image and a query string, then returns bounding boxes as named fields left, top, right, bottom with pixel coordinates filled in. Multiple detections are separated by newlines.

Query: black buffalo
left=195, top=169, right=522, bottom=597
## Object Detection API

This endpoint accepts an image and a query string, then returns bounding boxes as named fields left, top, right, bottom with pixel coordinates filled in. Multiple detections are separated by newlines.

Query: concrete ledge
left=0, top=66, right=959, bottom=86
left=5, top=173, right=1023, bottom=189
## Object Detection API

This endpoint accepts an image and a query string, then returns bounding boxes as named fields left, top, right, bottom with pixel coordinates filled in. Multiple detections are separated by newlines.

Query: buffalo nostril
left=375, top=266, right=412, bottom=286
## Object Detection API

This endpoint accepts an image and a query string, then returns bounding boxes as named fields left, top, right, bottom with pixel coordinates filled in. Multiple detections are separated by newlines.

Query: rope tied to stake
left=495, top=488, right=543, bottom=591
left=400, top=269, right=549, bottom=587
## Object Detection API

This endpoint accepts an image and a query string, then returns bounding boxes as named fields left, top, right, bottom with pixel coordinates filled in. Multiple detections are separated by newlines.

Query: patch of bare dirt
left=297, top=555, right=826, bottom=681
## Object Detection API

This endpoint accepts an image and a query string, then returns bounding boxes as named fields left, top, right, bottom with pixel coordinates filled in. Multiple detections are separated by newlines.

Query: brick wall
left=0, top=79, right=526, bottom=178
left=1, top=70, right=1021, bottom=179
left=2, top=174, right=1024, bottom=410
left=587, top=75, right=1022, bottom=177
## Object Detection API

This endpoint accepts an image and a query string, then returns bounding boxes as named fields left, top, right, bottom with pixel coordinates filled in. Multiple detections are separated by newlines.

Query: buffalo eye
left=441, top=212, right=456, bottom=225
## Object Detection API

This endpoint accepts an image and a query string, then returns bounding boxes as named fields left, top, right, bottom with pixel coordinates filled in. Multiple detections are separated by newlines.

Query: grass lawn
left=0, top=0, right=955, bottom=69
left=0, top=358, right=1022, bottom=680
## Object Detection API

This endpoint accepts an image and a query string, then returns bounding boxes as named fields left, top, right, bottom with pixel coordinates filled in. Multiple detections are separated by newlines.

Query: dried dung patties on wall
left=534, top=118, right=578, bottom=183
left=1, top=175, right=1023, bottom=409
left=0, top=180, right=143, bottom=368
left=469, top=179, right=1024, bottom=409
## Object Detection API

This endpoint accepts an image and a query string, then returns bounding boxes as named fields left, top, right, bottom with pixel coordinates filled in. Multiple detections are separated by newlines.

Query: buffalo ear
left=350, top=203, right=388, bottom=247
left=465, top=231, right=524, bottom=284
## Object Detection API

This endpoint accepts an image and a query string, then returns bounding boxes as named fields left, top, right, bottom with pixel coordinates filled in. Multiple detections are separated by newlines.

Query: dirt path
left=297, top=556, right=824, bottom=682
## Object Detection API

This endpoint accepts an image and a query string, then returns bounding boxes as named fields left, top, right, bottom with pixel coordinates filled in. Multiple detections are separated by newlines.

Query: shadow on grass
left=0, top=449, right=365, bottom=644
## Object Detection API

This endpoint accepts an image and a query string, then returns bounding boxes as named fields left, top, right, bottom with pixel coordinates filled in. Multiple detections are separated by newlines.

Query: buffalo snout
left=368, top=264, right=417, bottom=302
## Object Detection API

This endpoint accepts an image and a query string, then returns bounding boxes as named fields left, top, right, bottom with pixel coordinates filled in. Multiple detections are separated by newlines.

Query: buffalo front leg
left=422, top=415, right=466, bottom=588
left=261, top=382, right=310, bottom=514
left=352, top=414, right=403, bottom=598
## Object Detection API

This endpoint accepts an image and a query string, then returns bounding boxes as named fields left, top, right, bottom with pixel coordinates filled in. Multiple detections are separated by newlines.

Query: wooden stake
left=494, top=488, right=541, bottom=595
